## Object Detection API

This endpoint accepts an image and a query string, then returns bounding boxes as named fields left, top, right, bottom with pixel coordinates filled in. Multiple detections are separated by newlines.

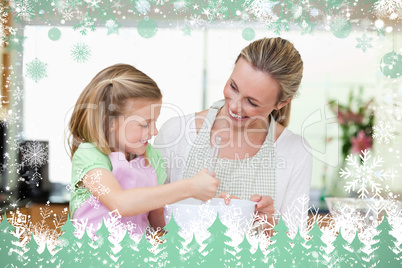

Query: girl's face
left=109, top=98, right=162, bottom=155
left=222, top=58, right=288, bottom=129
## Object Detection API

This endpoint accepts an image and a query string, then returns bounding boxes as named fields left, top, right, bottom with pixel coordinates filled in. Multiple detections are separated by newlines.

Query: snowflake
left=82, top=170, right=110, bottom=199
left=85, top=0, right=102, bottom=10
left=159, top=251, right=168, bottom=260
left=373, top=121, right=396, bottom=144
left=247, top=0, right=278, bottom=22
left=340, top=150, right=390, bottom=199
left=136, top=0, right=151, bottom=14
left=202, top=0, right=228, bottom=21
left=356, top=33, right=373, bottom=53
left=374, top=0, right=402, bottom=20
left=112, top=0, right=124, bottom=9
left=0, top=108, right=21, bottom=128
left=11, top=0, right=35, bottom=21
left=61, top=8, right=75, bottom=21
left=20, top=141, right=48, bottom=169
left=25, top=58, right=48, bottom=83
left=54, top=0, right=69, bottom=11
left=12, top=86, right=24, bottom=102
left=359, top=18, right=372, bottom=29
left=71, top=42, right=91, bottom=63
left=186, top=14, right=205, bottom=28
left=105, top=19, right=117, bottom=28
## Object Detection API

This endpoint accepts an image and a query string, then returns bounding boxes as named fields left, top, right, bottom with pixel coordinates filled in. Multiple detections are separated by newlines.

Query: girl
left=68, top=64, right=219, bottom=236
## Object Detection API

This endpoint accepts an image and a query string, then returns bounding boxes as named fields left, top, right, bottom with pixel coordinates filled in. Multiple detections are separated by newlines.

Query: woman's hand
left=251, top=194, right=276, bottom=236
left=215, top=191, right=240, bottom=205
left=148, top=208, right=165, bottom=230
left=189, top=169, right=220, bottom=201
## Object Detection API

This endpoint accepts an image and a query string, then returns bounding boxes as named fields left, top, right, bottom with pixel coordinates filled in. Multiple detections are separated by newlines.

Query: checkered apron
left=183, top=100, right=276, bottom=207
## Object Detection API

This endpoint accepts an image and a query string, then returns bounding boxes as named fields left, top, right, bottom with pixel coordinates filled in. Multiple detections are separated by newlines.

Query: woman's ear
left=274, top=97, right=293, bottom=110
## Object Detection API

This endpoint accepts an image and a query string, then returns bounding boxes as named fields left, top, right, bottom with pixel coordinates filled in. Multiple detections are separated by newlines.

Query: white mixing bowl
left=164, top=198, right=257, bottom=233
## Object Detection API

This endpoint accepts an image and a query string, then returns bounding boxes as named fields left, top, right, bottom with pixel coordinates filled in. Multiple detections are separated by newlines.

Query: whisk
left=208, top=135, right=221, bottom=176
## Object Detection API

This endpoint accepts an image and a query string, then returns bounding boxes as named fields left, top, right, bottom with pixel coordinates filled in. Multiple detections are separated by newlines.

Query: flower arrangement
left=322, top=87, right=375, bottom=198
left=329, top=87, right=375, bottom=161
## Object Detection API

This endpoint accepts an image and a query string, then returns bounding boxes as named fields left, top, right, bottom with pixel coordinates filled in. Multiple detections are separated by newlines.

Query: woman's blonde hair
left=68, top=64, right=162, bottom=163
left=236, top=37, right=303, bottom=127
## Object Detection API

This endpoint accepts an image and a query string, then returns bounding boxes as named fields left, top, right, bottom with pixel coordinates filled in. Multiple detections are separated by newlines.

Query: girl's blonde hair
left=236, top=37, right=303, bottom=127
left=68, top=64, right=162, bottom=162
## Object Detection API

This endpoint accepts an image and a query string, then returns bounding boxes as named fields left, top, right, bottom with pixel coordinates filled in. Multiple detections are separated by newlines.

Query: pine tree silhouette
left=328, top=229, right=355, bottom=267
left=304, top=219, right=328, bottom=267
left=52, top=242, right=64, bottom=267
left=183, top=233, right=204, bottom=267
left=158, top=214, right=186, bottom=267
left=236, top=233, right=253, bottom=267
left=201, top=212, right=237, bottom=267
left=77, top=226, right=97, bottom=267
left=0, top=212, right=21, bottom=268
left=268, top=215, right=292, bottom=267
left=266, top=241, right=275, bottom=267
left=115, top=228, right=137, bottom=267
left=133, top=232, right=156, bottom=267
left=23, top=234, right=40, bottom=267
left=399, top=244, right=402, bottom=266
left=349, top=231, right=369, bottom=267
left=369, top=215, right=400, bottom=267
left=55, top=215, right=80, bottom=266
left=93, top=219, right=117, bottom=267
left=290, top=228, right=309, bottom=267
left=252, top=242, right=267, bottom=267
left=37, top=242, right=56, bottom=267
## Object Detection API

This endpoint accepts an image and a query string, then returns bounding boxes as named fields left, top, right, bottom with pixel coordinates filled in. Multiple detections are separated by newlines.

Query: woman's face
left=222, top=57, right=283, bottom=129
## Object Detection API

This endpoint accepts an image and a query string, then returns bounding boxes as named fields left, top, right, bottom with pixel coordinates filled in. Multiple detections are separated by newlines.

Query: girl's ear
left=274, top=97, right=293, bottom=110
left=109, top=118, right=117, bottom=132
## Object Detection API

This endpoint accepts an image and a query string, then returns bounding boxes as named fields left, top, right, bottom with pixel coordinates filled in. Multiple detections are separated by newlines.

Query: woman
left=154, top=37, right=312, bottom=232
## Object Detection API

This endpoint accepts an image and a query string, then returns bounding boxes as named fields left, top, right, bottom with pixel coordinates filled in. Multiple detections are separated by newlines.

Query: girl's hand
left=215, top=191, right=240, bottom=205
left=189, top=169, right=220, bottom=201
